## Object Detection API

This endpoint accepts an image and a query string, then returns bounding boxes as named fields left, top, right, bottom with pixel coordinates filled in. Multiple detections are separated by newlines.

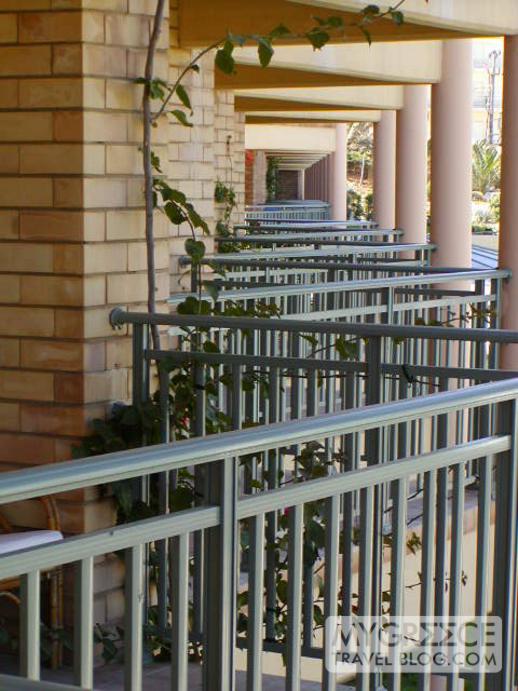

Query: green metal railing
left=0, top=378, right=517, bottom=690
left=170, top=269, right=507, bottom=328
left=245, top=202, right=331, bottom=221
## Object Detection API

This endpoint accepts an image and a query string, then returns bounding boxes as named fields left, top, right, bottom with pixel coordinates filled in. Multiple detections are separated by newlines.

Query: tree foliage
left=472, top=140, right=501, bottom=196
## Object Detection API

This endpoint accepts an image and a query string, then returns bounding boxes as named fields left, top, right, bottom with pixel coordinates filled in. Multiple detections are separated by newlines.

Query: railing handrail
left=236, top=222, right=385, bottom=231
left=178, top=257, right=463, bottom=273
left=0, top=378, right=517, bottom=510
left=168, top=268, right=509, bottom=305
left=234, top=230, right=401, bottom=239
left=112, top=309, right=516, bottom=342
left=0, top=437, right=508, bottom=582
left=199, top=244, right=434, bottom=261
left=217, top=236, right=409, bottom=247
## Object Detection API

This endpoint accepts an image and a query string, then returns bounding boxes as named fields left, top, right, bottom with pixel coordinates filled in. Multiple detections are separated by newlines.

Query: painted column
left=430, top=40, right=473, bottom=269
left=331, top=123, right=348, bottom=220
left=326, top=153, right=334, bottom=205
left=373, top=111, right=396, bottom=228
left=499, top=35, right=518, bottom=368
left=396, top=85, right=429, bottom=243
left=297, top=169, right=305, bottom=200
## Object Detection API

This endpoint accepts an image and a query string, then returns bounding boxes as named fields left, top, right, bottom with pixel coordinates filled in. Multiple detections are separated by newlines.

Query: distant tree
left=472, top=140, right=500, bottom=196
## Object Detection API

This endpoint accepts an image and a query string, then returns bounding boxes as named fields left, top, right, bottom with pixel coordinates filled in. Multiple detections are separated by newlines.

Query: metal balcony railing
left=245, top=201, right=332, bottom=222
left=231, top=229, right=402, bottom=243
left=170, top=269, right=508, bottom=327
left=187, top=258, right=477, bottom=289
left=1, top=377, right=517, bottom=690
left=236, top=221, right=381, bottom=233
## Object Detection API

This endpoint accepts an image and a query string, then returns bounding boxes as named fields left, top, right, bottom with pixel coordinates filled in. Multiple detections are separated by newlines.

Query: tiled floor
left=0, top=657, right=353, bottom=690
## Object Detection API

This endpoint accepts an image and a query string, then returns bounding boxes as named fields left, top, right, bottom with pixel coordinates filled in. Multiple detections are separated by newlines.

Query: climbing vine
left=76, top=0, right=417, bottom=667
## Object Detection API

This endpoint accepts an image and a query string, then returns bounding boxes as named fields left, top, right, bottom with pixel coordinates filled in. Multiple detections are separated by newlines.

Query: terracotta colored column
left=430, top=40, right=473, bottom=269
left=326, top=153, right=334, bottom=205
left=331, top=123, right=348, bottom=220
left=396, top=85, right=429, bottom=243
left=373, top=111, right=396, bottom=228
left=499, top=35, right=518, bottom=368
left=297, top=169, right=305, bottom=200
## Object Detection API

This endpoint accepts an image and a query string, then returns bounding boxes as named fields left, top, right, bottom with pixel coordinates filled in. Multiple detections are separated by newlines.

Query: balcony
left=0, top=217, right=517, bottom=691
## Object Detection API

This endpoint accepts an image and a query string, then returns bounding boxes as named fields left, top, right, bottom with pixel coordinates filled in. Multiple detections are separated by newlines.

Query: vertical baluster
left=446, top=460, right=465, bottom=691
left=20, top=571, right=40, bottom=680
left=434, top=379, right=449, bottom=622
left=124, top=545, right=144, bottom=691
left=157, top=364, right=170, bottom=632
left=247, top=514, right=265, bottom=691
left=386, top=478, right=408, bottom=691
left=74, top=558, right=94, bottom=689
left=418, top=470, right=437, bottom=691
left=286, top=504, right=304, bottom=691
left=490, top=400, right=518, bottom=691
left=193, top=358, right=207, bottom=641
left=204, top=455, right=238, bottom=691
left=265, top=367, right=279, bottom=641
left=356, top=485, right=374, bottom=691
left=171, top=533, right=189, bottom=691
left=303, top=369, right=317, bottom=649
left=322, top=494, right=340, bottom=691
left=472, top=450, right=492, bottom=691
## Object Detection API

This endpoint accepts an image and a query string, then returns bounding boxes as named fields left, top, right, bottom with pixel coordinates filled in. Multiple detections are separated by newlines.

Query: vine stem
left=143, top=0, right=167, bottom=352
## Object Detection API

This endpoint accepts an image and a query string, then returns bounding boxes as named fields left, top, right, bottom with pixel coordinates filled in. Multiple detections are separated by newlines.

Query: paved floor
left=0, top=657, right=354, bottom=690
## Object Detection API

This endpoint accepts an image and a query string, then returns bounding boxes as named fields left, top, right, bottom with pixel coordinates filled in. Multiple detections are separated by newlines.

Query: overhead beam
left=301, top=0, right=517, bottom=36
left=245, top=111, right=381, bottom=124
left=177, top=0, right=490, bottom=49
left=246, top=125, right=336, bottom=153
left=216, top=63, right=402, bottom=89
left=216, top=41, right=441, bottom=90
left=236, top=96, right=370, bottom=112
left=235, top=85, right=403, bottom=112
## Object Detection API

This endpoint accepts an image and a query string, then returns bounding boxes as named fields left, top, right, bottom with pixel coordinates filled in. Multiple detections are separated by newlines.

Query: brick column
left=0, top=2, right=170, bottom=534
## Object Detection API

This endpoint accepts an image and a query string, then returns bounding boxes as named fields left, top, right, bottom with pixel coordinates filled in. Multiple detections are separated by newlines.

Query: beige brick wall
left=0, top=2, right=246, bottom=535
left=0, top=1, right=170, bottom=535
left=168, top=3, right=245, bottom=288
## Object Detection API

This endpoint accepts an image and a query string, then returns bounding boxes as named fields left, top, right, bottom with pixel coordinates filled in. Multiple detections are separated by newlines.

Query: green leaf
left=362, top=4, right=380, bottom=15
left=177, top=296, right=211, bottom=315
left=258, top=38, right=274, bottom=67
left=269, top=24, right=291, bottom=39
left=324, top=16, right=344, bottom=28
left=305, top=29, right=330, bottom=50
left=185, top=238, right=206, bottom=262
left=149, top=78, right=167, bottom=100
left=170, top=109, right=193, bottom=127
left=164, top=201, right=186, bottom=225
left=390, top=9, right=404, bottom=25
left=176, top=84, right=192, bottom=112
left=203, top=340, right=220, bottom=353
left=358, top=25, right=372, bottom=45
left=150, top=151, right=162, bottom=173
left=185, top=204, right=210, bottom=235
left=215, top=47, right=235, bottom=74
left=161, top=187, right=187, bottom=204
left=204, top=282, right=220, bottom=302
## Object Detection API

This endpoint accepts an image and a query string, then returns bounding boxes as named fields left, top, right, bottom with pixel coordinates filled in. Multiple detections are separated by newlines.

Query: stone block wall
left=168, top=3, right=245, bottom=288
left=0, top=0, right=246, bottom=529
left=0, top=1, right=170, bottom=535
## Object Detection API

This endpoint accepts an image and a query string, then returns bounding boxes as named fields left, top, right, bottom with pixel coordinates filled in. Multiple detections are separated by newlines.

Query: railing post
left=203, top=455, right=238, bottom=691
left=157, top=364, right=170, bottom=632
left=20, top=571, right=40, bottom=680
left=490, top=399, right=518, bottom=690
left=365, top=335, right=384, bottom=687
